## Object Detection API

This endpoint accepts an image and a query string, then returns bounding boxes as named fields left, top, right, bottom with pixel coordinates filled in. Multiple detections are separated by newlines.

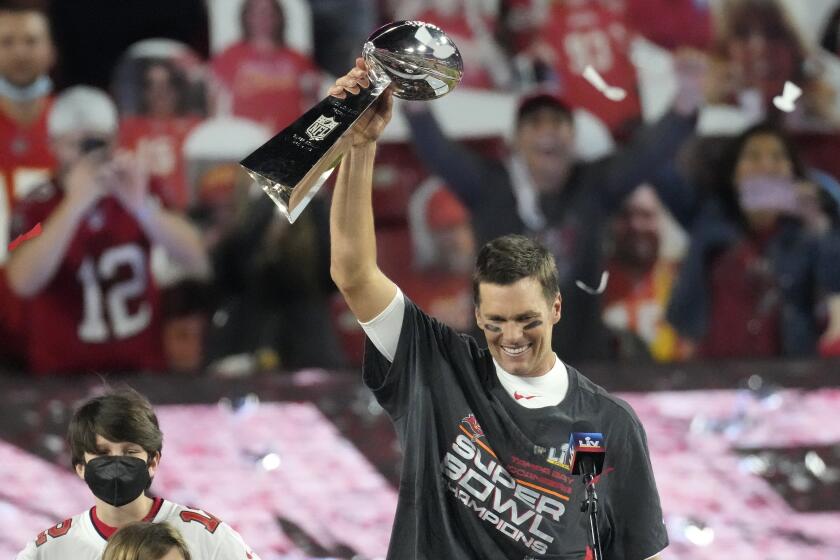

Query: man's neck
left=0, top=96, right=46, bottom=125
left=528, top=160, right=572, bottom=195
left=531, top=352, right=557, bottom=377
left=251, top=36, right=277, bottom=52
left=94, top=494, right=155, bottom=528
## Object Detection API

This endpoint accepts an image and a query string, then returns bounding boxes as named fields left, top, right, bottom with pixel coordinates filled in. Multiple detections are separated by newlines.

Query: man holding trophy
left=243, top=21, right=666, bottom=560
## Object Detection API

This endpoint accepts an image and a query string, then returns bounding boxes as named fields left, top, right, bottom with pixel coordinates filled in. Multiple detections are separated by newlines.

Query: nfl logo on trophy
left=305, top=115, right=339, bottom=142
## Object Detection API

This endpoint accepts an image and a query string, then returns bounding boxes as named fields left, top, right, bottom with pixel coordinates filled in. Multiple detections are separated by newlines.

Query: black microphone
left=569, top=422, right=606, bottom=560
left=568, top=421, right=606, bottom=477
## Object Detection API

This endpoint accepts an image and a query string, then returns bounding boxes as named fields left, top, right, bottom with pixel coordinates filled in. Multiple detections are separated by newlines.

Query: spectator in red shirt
left=6, top=86, right=208, bottom=375
left=602, top=184, right=689, bottom=362
left=713, top=0, right=839, bottom=129
left=403, top=179, right=477, bottom=333
left=119, top=57, right=203, bottom=210
left=0, top=3, right=55, bottom=236
left=210, top=0, right=320, bottom=132
left=667, top=123, right=840, bottom=358
left=0, top=2, right=55, bottom=367
left=528, top=0, right=644, bottom=138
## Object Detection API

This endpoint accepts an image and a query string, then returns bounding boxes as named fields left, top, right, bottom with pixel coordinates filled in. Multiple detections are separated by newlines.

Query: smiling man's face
left=515, top=107, right=575, bottom=190
left=475, top=276, right=561, bottom=377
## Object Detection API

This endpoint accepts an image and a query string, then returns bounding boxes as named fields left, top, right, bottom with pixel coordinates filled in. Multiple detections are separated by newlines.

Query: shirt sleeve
left=358, top=288, right=406, bottom=362
left=15, top=539, right=37, bottom=560
left=602, top=403, right=669, bottom=560
left=362, top=294, right=475, bottom=419
left=9, top=195, right=50, bottom=241
left=211, top=521, right=261, bottom=560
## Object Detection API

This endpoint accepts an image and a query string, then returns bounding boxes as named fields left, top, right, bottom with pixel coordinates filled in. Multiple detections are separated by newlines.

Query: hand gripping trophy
left=240, top=21, right=464, bottom=222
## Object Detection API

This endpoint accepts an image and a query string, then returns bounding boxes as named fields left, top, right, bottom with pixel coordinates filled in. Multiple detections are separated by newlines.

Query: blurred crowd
left=1, top=0, right=839, bottom=376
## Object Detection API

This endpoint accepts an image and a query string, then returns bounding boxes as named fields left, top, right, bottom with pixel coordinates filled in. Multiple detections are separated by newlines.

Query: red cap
left=516, top=90, right=572, bottom=123
left=426, top=186, right=469, bottom=230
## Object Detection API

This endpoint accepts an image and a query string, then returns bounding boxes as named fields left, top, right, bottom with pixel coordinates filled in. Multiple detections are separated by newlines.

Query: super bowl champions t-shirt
left=363, top=296, right=668, bottom=560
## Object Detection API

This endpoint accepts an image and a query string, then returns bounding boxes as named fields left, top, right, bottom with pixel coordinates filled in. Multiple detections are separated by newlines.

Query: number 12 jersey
left=10, top=180, right=166, bottom=374
left=16, top=498, right=259, bottom=559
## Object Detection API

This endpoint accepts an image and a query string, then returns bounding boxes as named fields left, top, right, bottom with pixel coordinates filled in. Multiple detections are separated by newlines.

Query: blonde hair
left=103, top=522, right=191, bottom=560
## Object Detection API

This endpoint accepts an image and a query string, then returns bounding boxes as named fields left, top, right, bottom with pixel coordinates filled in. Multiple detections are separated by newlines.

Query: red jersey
left=538, top=0, right=642, bottom=134
left=0, top=99, right=55, bottom=262
left=119, top=115, right=201, bottom=210
left=11, top=181, right=166, bottom=374
left=211, top=42, right=320, bottom=133
left=701, top=239, right=781, bottom=358
left=616, top=0, right=712, bottom=51
left=602, top=259, right=686, bottom=362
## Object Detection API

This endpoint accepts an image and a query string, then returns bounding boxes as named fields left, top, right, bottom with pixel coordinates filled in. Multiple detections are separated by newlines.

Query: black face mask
left=83, top=456, right=151, bottom=507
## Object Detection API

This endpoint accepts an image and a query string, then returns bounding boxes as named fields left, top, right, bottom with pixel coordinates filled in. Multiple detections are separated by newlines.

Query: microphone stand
left=580, top=466, right=604, bottom=560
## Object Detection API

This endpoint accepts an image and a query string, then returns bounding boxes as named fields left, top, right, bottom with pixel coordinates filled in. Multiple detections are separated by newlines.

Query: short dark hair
left=516, top=93, right=572, bottom=128
left=67, top=388, right=163, bottom=468
left=473, top=234, right=560, bottom=305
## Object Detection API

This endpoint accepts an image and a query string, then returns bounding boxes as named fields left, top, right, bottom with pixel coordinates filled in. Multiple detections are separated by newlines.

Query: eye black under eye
left=484, top=323, right=502, bottom=332
left=523, top=320, right=542, bottom=330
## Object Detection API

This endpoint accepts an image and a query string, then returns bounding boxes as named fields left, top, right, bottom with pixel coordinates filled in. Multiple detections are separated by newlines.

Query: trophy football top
left=364, top=20, right=464, bottom=101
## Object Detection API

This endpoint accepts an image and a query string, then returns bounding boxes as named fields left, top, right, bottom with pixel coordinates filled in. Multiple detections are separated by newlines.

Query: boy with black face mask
left=16, top=388, right=259, bottom=559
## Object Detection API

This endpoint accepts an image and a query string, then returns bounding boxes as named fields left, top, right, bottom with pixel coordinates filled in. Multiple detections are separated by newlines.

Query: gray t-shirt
left=363, top=297, right=668, bottom=560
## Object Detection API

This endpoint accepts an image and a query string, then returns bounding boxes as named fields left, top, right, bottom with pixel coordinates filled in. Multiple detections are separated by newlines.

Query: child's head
left=103, top=522, right=191, bottom=560
left=68, top=388, right=163, bottom=507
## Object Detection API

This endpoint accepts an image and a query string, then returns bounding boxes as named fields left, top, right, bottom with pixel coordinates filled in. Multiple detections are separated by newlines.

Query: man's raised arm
left=328, top=59, right=398, bottom=322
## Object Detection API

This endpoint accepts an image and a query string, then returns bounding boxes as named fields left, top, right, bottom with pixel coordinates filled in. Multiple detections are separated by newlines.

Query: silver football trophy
left=240, top=21, right=464, bottom=222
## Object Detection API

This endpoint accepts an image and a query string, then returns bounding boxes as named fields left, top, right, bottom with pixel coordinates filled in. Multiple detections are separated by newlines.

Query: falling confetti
left=773, top=81, right=802, bottom=113
left=575, top=271, right=609, bottom=295
left=7, top=222, right=42, bottom=252
left=582, top=66, right=627, bottom=102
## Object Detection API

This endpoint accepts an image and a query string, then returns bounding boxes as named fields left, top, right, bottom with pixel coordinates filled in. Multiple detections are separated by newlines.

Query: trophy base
left=248, top=135, right=349, bottom=223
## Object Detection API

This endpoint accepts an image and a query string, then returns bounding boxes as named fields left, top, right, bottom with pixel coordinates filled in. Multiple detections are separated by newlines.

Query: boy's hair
left=67, top=388, right=163, bottom=468
left=472, top=234, right=560, bottom=305
left=103, top=522, right=191, bottom=560
left=0, top=1, right=48, bottom=15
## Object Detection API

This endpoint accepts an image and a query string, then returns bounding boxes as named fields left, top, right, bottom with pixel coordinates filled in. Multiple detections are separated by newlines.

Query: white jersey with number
left=16, top=498, right=259, bottom=560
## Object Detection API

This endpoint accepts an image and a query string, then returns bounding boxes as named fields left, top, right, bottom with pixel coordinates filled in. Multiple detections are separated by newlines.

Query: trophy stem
left=240, top=76, right=390, bottom=223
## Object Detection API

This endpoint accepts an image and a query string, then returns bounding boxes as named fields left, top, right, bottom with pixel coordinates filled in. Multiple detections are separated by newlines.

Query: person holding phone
left=667, top=123, right=840, bottom=358
left=5, top=86, right=209, bottom=374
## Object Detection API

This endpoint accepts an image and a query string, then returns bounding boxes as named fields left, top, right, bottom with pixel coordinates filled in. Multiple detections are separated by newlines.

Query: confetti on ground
left=575, top=271, right=609, bottom=295
left=773, top=81, right=802, bottom=112
left=7, top=222, right=42, bottom=252
left=583, top=65, right=627, bottom=102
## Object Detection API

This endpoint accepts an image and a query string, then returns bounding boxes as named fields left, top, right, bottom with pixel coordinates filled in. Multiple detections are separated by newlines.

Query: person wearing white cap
left=5, top=86, right=209, bottom=374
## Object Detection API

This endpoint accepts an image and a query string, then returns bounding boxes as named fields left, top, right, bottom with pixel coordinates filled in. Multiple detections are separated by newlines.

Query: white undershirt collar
left=493, top=353, right=569, bottom=409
